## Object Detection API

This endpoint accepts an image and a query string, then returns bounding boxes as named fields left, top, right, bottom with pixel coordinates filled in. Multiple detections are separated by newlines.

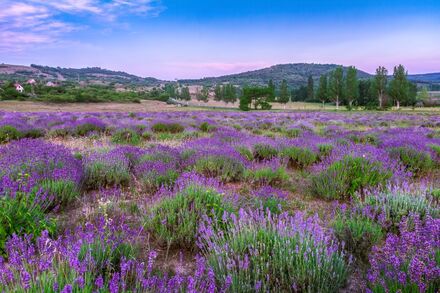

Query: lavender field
left=0, top=110, right=439, bottom=292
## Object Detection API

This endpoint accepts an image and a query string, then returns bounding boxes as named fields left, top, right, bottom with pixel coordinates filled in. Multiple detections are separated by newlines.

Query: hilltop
left=1, top=63, right=439, bottom=88
left=178, top=63, right=373, bottom=87
left=0, top=64, right=162, bottom=86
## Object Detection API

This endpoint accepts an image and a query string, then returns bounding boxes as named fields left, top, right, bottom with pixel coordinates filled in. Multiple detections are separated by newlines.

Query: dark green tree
left=278, top=79, right=290, bottom=105
left=268, top=79, right=276, bottom=101
left=223, top=84, right=237, bottom=103
left=179, top=86, right=191, bottom=101
left=316, top=74, right=328, bottom=107
left=329, top=67, right=344, bottom=110
left=372, top=66, right=388, bottom=109
left=214, top=84, right=223, bottom=101
left=239, top=87, right=273, bottom=111
left=344, top=66, right=359, bottom=110
left=307, top=75, right=314, bottom=101
left=358, top=79, right=376, bottom=108
left=196, top=86, right=209, bottom=103
left=389, top=64, right=409, bottom=109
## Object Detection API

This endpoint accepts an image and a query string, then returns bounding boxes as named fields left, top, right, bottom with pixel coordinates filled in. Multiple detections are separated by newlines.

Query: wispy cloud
left=0, top=0, right=164, bottom=52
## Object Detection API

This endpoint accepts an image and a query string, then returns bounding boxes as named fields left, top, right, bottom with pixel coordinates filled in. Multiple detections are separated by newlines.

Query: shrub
left=199, top=122, right=216, bottom=132
left=235, top=146, right=254, bottom=161
left=83, top=150, right=131, bottom=189
left=135, top=160, right=179, bottom=192
left=0, top=125, right=22, bottom=143
left=151, top=122, right=184, bottom=133
left=194, top=155, right=245, bottom=182
left=284, top=128, right=302, bottom=138
left=311, top=156, right=392, bottom=200
left=389, top=146, right=433, bottom=176
left=252, top=186, right=288, bottom=214
left=317, top=143, right=333, bottom=158
left=198, top=209, right=348, bottom=292
left=111, top=128, right=141, bottom=145
left=253, top=143, right=278, bottom=160
left=145, top=185, right=233, bottom=248
left=362, top=189, right=438, bottom=230
left=39, top=180, right=80, bottom=207
left=333, top=211, right=383, bottom=262
left=367, top=215, right=439, bottom=293
left=244, top=166, right=289, bottom=187
left=74, top=122, right=105, bottom=137
left=22, top=128, right=44, bottom=139
left=141, top=131, right=153, bottom=140
left=281, top=146, right=318, bottom=169
left=0, top=189, right=56, bottom=253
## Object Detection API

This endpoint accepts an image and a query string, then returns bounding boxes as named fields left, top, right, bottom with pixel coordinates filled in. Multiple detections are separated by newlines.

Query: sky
left=0, top=0, right=440, bottom=80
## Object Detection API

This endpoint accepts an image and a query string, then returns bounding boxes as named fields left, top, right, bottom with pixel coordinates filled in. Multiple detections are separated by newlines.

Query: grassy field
left=2, top=99, right=440, bottom=113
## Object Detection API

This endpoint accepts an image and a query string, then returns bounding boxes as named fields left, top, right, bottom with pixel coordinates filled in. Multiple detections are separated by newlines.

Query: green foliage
left=278, top=79, right=290, bottom=104
left=151, top=122, right=184, bottom=133
left=317, top=143, right=333, bottom=158
left=194, top=155, right=245, bottom=182
left=201, top=213, right=348, bottom=292
left=333, top=213, right=383, bottom=262
left=74, top=123, right=103, bottom=137
left=311, top=156, right=392, bottom=200
left=141, top=169, right=179, bottom=192
left=145, top=185, right=233, bottom=248
left=255, top=196, right=286, bottom=214
left=362, top=190, right=439, bottom=230
left=235, top=146, right=253, bottom=161
left=111, top=128, right=141, bottom=145
left=329, top=66, right=344, bottom=109
left=345, top=66, right=359, bottom=110
left=316, top=74, right=328, bottom=104
left=39, top=180, right=79, bottom=207
left=389, top=64, right=411, bottom=107
left=389, top=147, right=433, bottom=176
left=281, top=146, right=318, bottom=169
left=179, top=86, right=191, bottom=101
left=253, top=143, right=278, bottom=160
left=0, top=125, right=23, bottom=143
left=244, top=166, right=289, bottom=187
left=22, top=128, right=44, bottom=139
left=0, top=191, right=56, bottom=254
left=283, top=128, right=302, bottom=138
left=199, top=122, right=216, bottom=132
left=78, top=239, right=136, bottom=276
left=84, top=161, right=131, bottom=190
left=372, top=66, right=389, bottom=109
left=239, top=86, right=273, bottom=111
left=307, top=75, right=314, bottom=101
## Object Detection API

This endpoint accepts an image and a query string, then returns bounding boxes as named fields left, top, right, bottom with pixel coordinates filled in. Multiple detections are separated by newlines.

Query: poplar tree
left=345, top=66, right=359, bottom=110
left=329, top=67, right=344, bottom=110
left=316, top=74, right=328, bottom=107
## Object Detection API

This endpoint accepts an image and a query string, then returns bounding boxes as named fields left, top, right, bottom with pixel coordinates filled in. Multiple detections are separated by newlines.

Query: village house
left=27, top=79, right=36, bottom=85
left=14, top=83, right=24, bottom=93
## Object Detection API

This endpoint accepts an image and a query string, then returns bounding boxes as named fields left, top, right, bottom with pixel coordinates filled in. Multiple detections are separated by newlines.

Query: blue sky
left=1, top=0, right=439, bottom=79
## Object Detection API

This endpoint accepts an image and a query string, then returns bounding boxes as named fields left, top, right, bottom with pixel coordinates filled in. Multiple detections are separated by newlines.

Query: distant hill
left=0, top=64, right=162, bottom=86
left=408, top=72, right=440, bottom=84
left=1, top=63, right=439, bottom=89
left=178, top=63, right=373, bottom=87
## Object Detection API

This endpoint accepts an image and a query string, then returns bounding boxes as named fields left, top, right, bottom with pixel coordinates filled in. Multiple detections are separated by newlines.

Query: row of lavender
left=0, top=111, right=439, bottom=292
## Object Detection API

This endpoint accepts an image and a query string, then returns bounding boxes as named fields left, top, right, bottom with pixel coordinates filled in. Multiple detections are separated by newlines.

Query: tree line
left=289, top=64, right=418, bottom=110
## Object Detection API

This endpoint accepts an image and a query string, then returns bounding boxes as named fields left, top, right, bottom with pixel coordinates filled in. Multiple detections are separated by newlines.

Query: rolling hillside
left=179, top=63, right=373, bottom=87
left=0, top=64, right=162, bottom=86
left=1, top=63, right=439, bottom=88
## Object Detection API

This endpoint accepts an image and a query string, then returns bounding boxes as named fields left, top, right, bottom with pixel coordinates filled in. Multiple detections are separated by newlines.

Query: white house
left=14, top=83, right=24, bottom=93
left=46, top=81, right=57, bottom=87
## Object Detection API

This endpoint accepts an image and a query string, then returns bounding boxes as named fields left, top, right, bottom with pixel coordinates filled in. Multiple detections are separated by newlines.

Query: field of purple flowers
left=0, top=110, right=439, bottom=292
